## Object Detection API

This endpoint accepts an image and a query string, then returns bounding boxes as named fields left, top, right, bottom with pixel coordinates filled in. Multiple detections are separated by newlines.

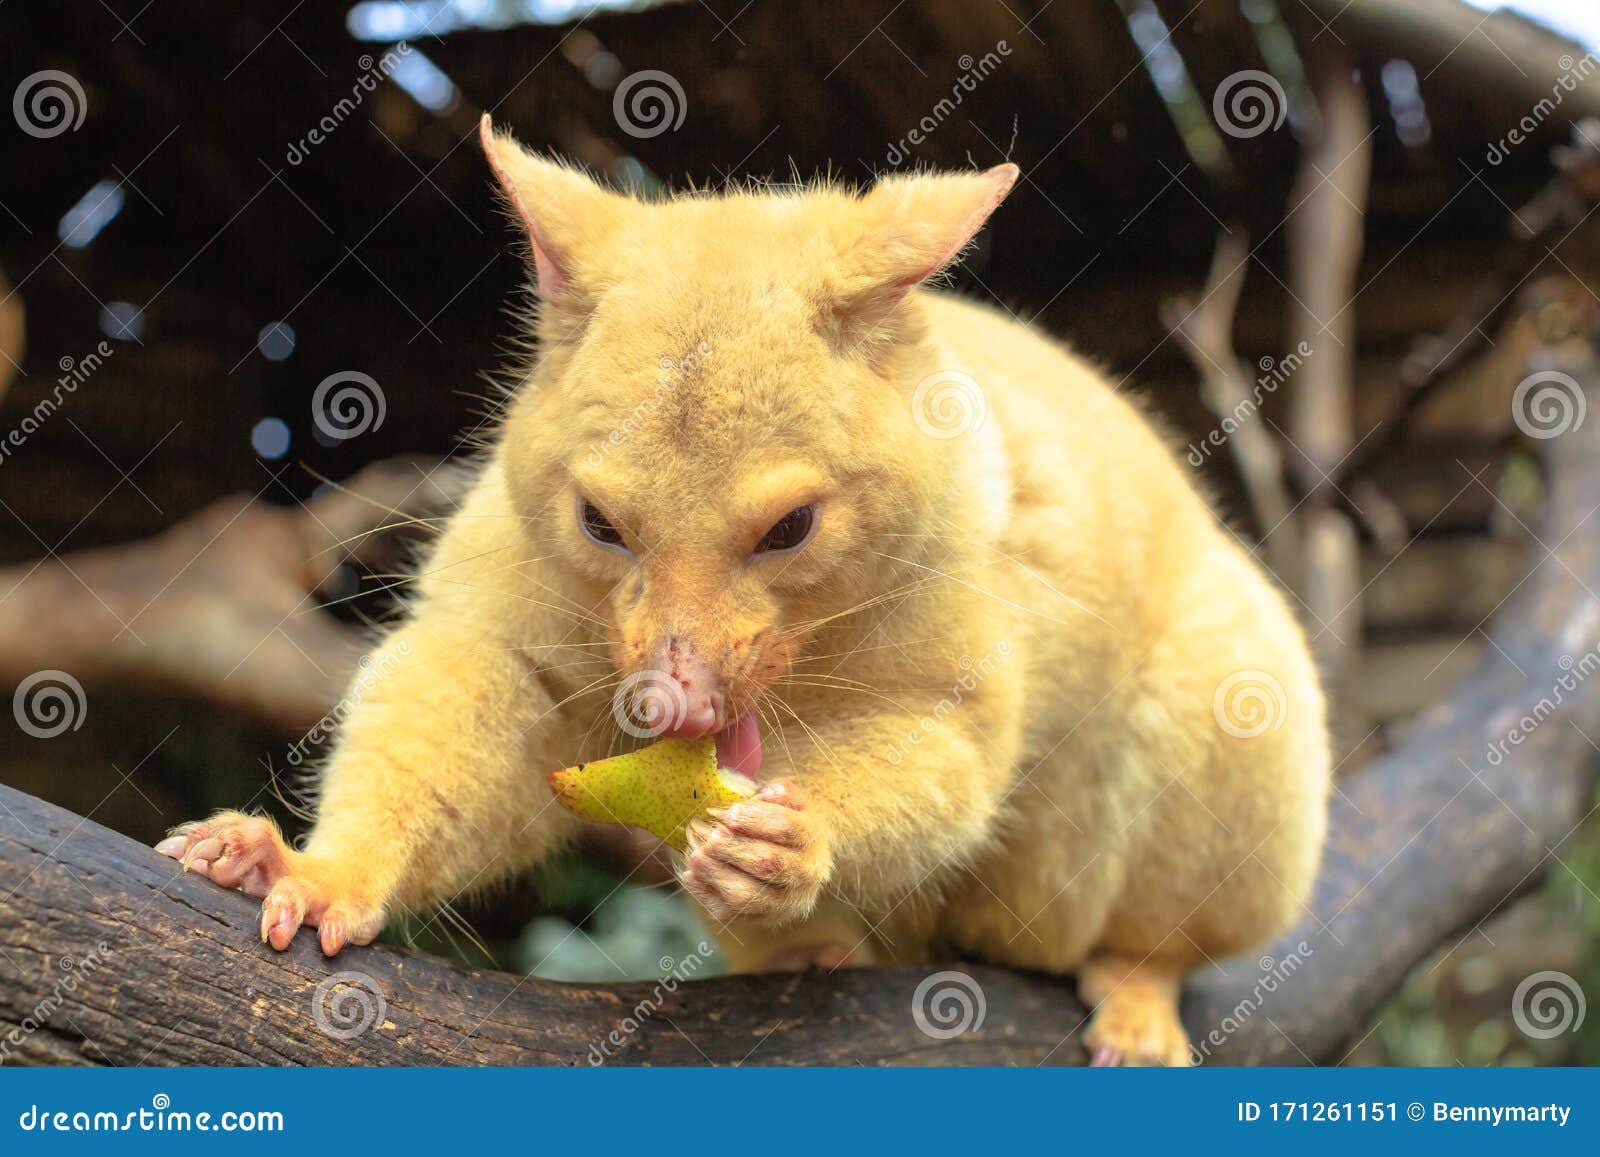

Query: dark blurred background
left=3, top=0, right=1599, bottom=1063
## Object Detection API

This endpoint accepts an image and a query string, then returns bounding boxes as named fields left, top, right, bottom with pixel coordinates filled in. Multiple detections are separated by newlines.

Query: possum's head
left=480, top=117, right=1016, bottom=772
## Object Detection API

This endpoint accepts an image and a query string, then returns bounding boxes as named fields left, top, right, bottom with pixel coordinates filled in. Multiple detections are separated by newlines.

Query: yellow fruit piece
left=546, top=737, right=757, bottom=851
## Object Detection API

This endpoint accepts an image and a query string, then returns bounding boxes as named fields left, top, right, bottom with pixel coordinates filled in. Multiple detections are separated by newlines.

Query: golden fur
left=162, top=119, right=1329, bottom=1066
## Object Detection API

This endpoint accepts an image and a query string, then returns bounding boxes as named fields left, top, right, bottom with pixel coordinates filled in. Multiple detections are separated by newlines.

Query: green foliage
left=1371, top=789, right=1600, bottom=1066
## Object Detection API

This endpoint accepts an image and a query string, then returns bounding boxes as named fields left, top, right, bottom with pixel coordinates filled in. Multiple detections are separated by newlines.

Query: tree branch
left=3, top=351, right=1598, bottom=1069
left=1162, top=229, right=1301, bottom=584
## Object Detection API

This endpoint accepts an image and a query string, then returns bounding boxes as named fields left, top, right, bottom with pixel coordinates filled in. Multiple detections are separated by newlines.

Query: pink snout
left=643, top=636, right=723, bottom=739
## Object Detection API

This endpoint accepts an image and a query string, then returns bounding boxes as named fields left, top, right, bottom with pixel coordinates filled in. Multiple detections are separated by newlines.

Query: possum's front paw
left=156, top=811, right=385, bottom=957
left=679, top=781, right=830, bottom=926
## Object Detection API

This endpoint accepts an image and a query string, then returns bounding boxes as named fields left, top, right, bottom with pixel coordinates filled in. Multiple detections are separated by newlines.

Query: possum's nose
left=644, top=636, right=723, bottom=739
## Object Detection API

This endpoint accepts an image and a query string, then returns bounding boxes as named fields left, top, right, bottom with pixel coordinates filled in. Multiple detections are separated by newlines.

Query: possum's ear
left=479, top=115, right=625, bottom=304
left=833, top=164, right=1019, bottom=330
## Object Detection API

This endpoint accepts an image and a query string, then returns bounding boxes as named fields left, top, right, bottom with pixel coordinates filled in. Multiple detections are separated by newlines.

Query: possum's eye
left=579, top=498, right=629, bottom=553
left=755, top=504, right=817, bottom=554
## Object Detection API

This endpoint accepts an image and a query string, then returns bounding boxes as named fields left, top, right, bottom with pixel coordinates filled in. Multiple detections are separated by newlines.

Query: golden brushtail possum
left=160, top=116, right=1329, bottom=1066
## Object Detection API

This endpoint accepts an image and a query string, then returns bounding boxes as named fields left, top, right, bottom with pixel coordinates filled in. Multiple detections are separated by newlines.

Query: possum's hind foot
left=1079, top=953, right=1194, bottom=1067
left=156, top=811, right=384, bottom=957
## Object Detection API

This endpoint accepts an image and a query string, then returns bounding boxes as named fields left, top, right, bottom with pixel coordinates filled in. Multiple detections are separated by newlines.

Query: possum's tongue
left=714, top=711, right=763, bottom=778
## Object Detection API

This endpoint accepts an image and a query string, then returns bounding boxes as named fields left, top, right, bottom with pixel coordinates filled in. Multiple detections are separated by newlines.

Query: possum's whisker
left=577, top=697, right=622, bottom=754
left=499, top=644, right=614, bottom=662
left=303, top=515, right=457, bottom=563
left=364, top=542, right=520, bottom=581
left=778, top=577, right=938, bottom=626
left=393, top=575, right=610, bottom=628
left=263, top=755, right=318, bottom=824
left=774, top=677, right=922, bottom=713
left=869, top=551, right=1081, bottom=629
left=475, top=553, right=561, bottom=576
left=775, top=578, right=943, bottom=637
left=436, top=898, right=496, bottom=965
left=312, top=575, right=422, bottom=612
left=512, top=638, right=616, bottom=649
left=475, top=555, right=608, bottom=622
left=765, top=694, right=844, bottom=772
left=774, top=670, right=877, bottom=689
left=309, top=542, right=528, bottom=612
left=534, top=671, right=624, bottom=726
left=753, top=696, right=798, bottom=772
left=931, top=526, right=1115, bottom=632
left=791, top=637, right=947, bottom=663
left=500, top=655, right=616, bottom=677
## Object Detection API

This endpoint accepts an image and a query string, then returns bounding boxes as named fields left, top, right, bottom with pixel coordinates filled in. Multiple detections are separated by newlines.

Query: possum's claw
left=260, top=882, right=309, bottom=951
left=158, top=811, right=385, bottom=956
left=159, top=813, right=291, bottom=894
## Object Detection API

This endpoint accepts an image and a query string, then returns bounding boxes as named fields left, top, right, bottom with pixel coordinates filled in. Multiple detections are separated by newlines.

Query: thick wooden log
left=0, top=784, right=1087, bottom=1066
